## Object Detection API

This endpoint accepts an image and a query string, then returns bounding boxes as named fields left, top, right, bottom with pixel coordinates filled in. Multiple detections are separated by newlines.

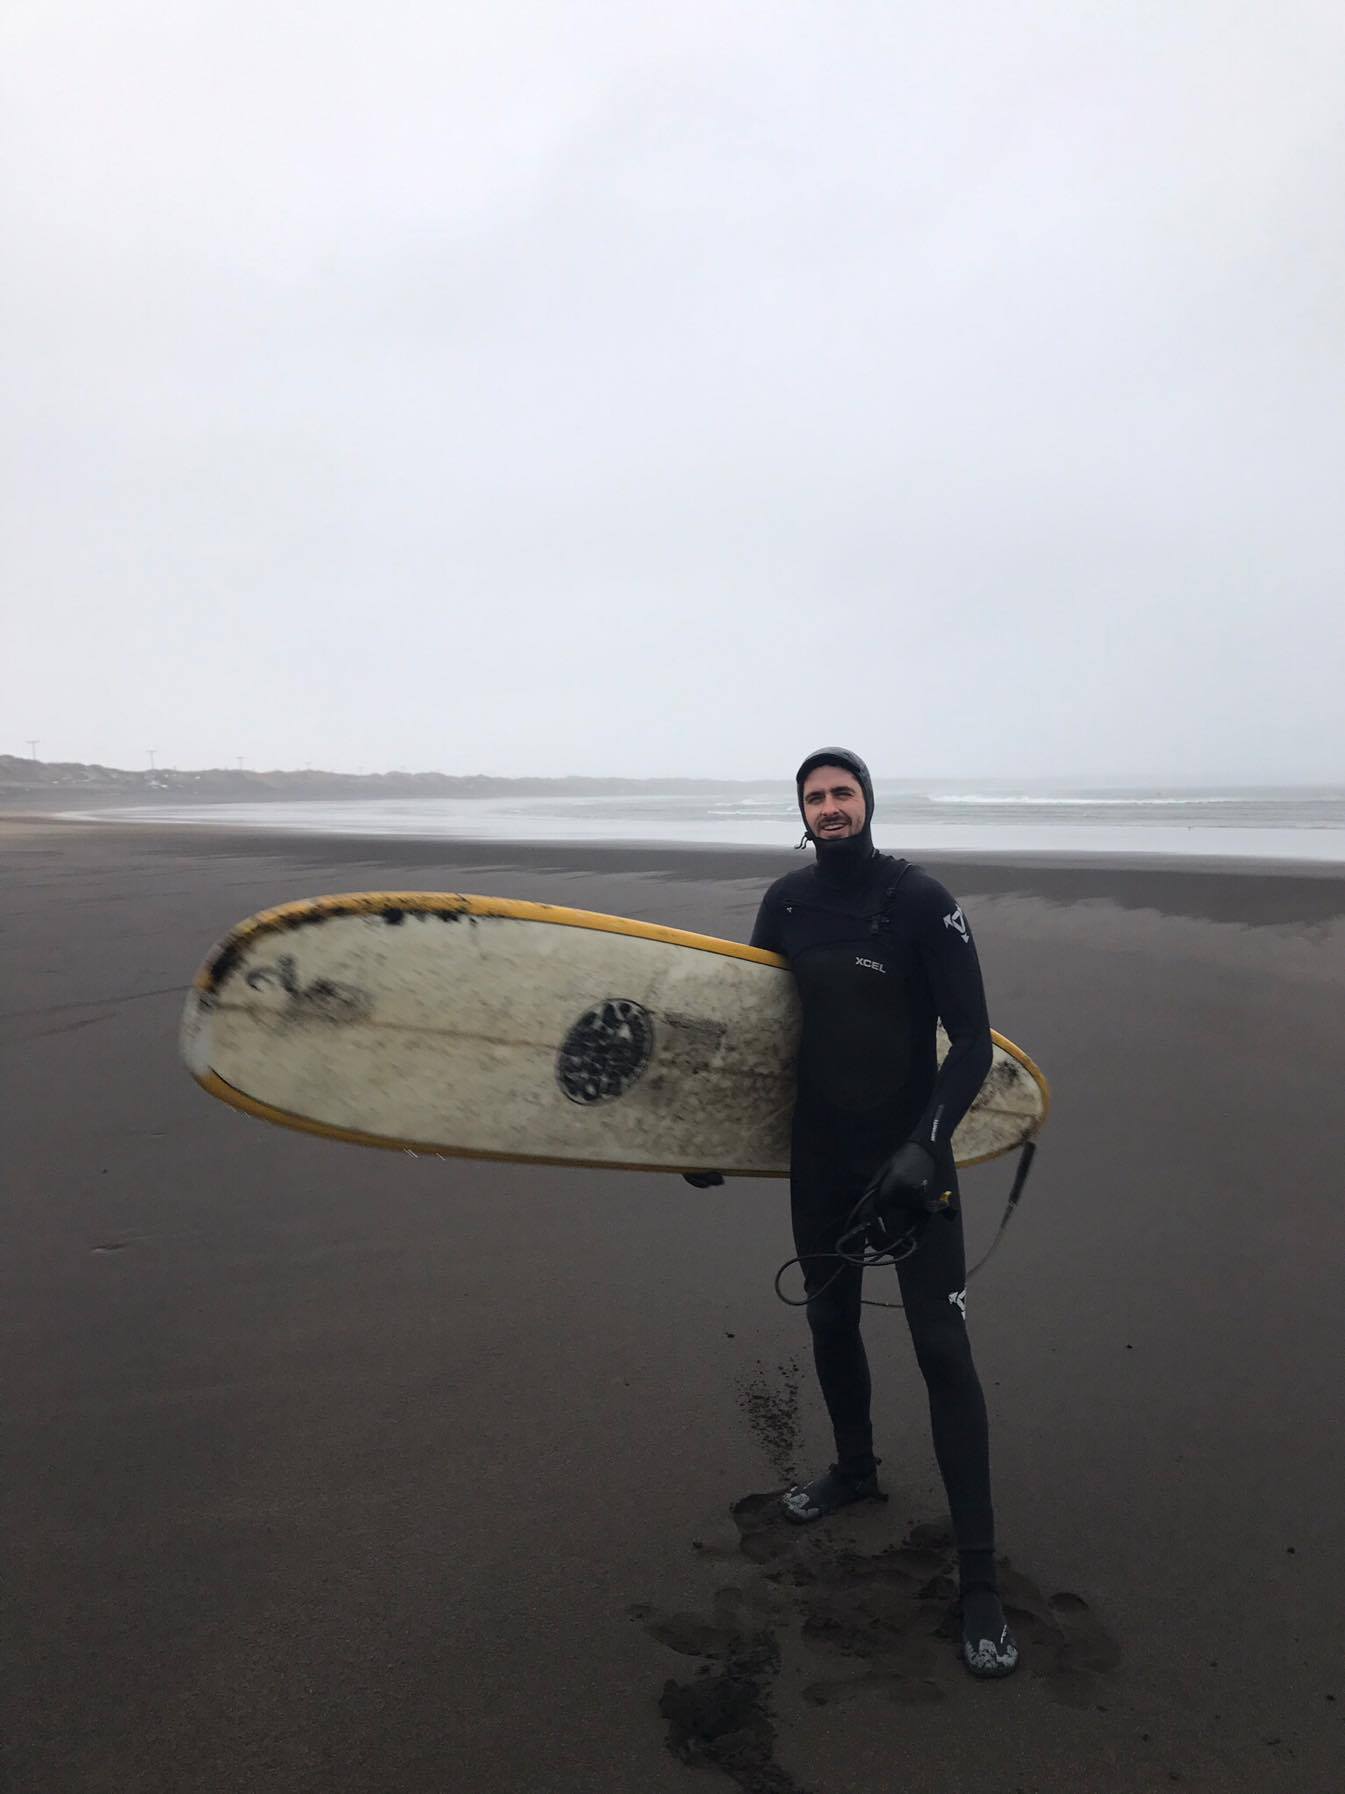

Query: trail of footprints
left=630, top=1491, right=1121, bottom=1794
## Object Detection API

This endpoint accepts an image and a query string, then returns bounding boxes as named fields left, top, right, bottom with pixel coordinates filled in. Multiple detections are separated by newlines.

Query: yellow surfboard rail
left=191, top=890, right=785, bottom=994
left=188, top=891, right=1051, bottom=1171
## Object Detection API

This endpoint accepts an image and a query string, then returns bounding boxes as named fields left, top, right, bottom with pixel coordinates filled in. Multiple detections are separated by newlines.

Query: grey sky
left=5, top=1, right=1343, bottom=782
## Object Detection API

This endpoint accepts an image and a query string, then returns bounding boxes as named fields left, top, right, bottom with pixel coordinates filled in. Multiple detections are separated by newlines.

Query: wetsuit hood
left=795, top=746, right=877, bottom=880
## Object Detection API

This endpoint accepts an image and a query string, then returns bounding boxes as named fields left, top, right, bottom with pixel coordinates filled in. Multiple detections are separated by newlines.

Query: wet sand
left=4, top=819, right=1343, bottom=1793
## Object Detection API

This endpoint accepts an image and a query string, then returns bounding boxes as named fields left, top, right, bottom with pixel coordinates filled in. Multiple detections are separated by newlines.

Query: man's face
left=801, top=764, right=866, bottom=840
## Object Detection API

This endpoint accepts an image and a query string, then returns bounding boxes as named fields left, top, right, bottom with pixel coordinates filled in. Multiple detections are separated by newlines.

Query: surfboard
left=181, top=892, right=1049, bottom=1175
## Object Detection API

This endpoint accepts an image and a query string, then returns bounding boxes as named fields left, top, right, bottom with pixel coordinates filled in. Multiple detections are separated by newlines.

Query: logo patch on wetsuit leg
left=948, top=1288, right=967, bottom=1318
left=943, top=907, right=969, bottom=943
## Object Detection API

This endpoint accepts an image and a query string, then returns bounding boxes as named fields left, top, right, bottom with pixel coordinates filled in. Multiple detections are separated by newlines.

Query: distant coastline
left=0, top=754, right=784, bottom=812
left=4, top=752, right=1338, bottom=815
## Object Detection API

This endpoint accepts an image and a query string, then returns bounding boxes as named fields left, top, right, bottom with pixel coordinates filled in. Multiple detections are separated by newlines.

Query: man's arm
left=750, top=892, right=783, bottom=954
left=909, top=879, right=994, bottom=1151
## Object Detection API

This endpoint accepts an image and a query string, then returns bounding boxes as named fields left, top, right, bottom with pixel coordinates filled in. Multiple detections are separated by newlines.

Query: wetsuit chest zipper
left=779, top=860, right=913, bottom=946
left=782, top=900, right=892, bottom=951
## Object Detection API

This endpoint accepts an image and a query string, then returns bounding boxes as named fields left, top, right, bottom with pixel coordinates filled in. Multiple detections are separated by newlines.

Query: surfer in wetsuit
left=695, top=748, right=1018, bottom=1678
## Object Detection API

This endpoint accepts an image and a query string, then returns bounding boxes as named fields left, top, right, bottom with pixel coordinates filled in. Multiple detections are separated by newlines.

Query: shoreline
left=15, top=803, right=1345, bottom=878
left=7, top=811, right=1345, bottom=927
left=8, top=782, right=1345, bottom=874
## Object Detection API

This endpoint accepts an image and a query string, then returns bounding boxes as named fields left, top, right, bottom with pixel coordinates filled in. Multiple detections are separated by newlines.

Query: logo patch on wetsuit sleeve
left=943, top=906, right=970, bottom=943
left=948, top=1288, right=967, bottom=1317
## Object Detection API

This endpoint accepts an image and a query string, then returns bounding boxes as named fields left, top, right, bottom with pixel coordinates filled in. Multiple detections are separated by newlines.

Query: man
left=698, top=747, right=1018, bottom=1678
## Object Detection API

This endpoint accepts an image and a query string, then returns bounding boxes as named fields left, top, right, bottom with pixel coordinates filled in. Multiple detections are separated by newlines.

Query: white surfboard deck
left=182, top=892, right=1050, bottom=1175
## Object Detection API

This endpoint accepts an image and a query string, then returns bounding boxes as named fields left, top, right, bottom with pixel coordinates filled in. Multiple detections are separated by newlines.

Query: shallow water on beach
left=66, top=783, right=1345, bottom=862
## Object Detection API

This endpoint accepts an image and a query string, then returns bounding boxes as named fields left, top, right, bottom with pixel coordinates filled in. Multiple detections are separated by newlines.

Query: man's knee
left=910, top=1309, right=977, bottom=1388
left=804, top=1284, right=861, bottom=1343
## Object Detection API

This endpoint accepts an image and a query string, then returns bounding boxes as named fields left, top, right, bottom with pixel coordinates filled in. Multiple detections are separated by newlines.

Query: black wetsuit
left=751, top=848, right=997, bottom=1585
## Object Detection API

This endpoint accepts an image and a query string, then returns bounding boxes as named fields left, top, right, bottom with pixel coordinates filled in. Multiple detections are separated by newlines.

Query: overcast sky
left=4, top=1, right=1343, bottom=783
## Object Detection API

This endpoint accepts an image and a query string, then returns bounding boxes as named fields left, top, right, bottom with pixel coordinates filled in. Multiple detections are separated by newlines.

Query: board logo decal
left=557, top=999, right=654, bottom=1105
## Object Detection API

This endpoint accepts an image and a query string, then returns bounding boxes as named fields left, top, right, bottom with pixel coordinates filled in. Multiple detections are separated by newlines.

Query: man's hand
left=682, top=1171, right=725, bottom=1188
left=869, top=1142, right=939, bottom=1209
left=862, top=1143, right=957, bottom=1249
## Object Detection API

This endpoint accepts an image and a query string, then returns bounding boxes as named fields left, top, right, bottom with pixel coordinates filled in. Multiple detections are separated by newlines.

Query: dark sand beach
left=4, top=819, right=1343, bottom=1794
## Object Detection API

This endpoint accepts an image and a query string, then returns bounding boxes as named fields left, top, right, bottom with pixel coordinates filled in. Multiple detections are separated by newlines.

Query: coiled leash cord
left=773, top=1141, right=1038, bottom=1312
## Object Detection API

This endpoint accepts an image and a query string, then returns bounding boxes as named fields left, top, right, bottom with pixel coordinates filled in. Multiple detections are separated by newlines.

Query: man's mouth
left=819, top=817, right=849, bottom=834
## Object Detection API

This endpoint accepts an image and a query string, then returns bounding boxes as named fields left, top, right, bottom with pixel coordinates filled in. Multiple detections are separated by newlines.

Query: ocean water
left=67, top=785, right=1345, bottom=862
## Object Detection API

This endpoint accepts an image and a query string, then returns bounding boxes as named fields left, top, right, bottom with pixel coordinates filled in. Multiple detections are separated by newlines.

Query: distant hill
left=0, top=755, right=780, bottom=809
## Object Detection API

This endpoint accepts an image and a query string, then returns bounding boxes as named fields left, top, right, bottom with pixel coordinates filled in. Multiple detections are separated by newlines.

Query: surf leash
left=772, top=1140, right=1039, bottom=1312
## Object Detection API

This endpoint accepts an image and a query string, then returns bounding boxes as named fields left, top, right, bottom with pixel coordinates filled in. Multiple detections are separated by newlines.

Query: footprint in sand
left=803, top=1669, right=945, bottom=1706
left=633, top=1491, right=1124, bottom=1790
left=994, top=1571, right=1124, bottom=1708
left=632, top=1591, right=794, bottom=1793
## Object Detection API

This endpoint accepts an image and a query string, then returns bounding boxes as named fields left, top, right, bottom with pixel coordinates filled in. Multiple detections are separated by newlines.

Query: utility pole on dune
left=26, top=739, right=39, bottom=761
left=147, top=748, right=157, bottom=772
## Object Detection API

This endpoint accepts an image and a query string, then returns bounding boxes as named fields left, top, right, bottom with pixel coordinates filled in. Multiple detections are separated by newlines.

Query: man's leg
left=896, top=1198, right=1018, bottom=1675
left=780, top=1158, right=887, bottom=1521
left=790, top=1160, right=873, bottom=1474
